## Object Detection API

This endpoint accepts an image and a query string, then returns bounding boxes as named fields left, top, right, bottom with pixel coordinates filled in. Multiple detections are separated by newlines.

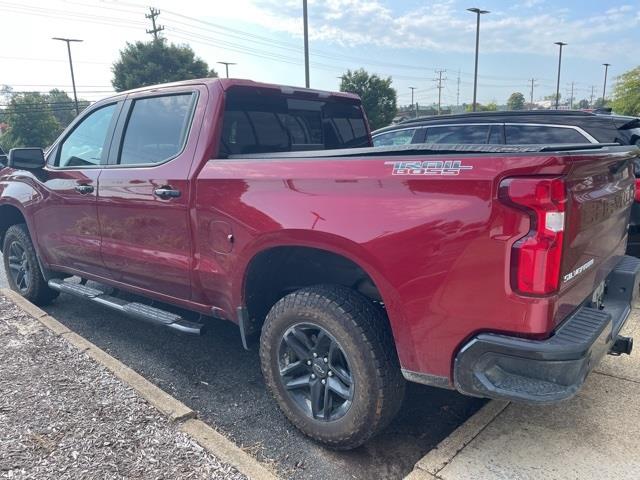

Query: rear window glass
left=425, top=125, right=492, bottom=144
left=220, top=89, right=369, bottom=156
left=505, top=125, right=589, bottom=144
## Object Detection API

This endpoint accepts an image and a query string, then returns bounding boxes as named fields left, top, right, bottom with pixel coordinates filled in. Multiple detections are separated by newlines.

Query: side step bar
left=48, top=279, right=204, bottom=335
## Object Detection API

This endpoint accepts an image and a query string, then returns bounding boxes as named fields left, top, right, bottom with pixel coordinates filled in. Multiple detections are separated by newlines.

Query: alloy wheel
left=278, top=323, right=354, bottom=421
left=7, top=241, right=30, bottom=293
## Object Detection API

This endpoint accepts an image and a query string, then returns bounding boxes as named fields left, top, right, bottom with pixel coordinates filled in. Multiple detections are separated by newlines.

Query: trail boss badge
left=385, top=160, right=473, bottom=176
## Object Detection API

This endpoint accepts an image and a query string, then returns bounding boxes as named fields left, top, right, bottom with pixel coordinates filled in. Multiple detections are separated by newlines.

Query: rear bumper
left=454, top=255, right=640, bottom=404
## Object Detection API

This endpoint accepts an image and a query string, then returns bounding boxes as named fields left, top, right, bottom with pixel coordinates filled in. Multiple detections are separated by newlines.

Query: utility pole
left=434, top=69, right=447, bottom=115
left=602, top=63, right=611, bottom=104
left=52, top=37, right=83, bottom=116
left=529, top=78, right=537, bottom=110
left=217, top=62, right=236, bottom=78
left=467, top=8, right=489, bottom=112
left=409, top=87, right=417, bottom=117
left=302, top=0, right=310, bottom=88
left=456, top=70, right=461, bottom=107
left=567, top=81, right=574, bottom=109
left=554, top=41, right=567, bottom=109
left=145, top=7, right=164, bottom=40
left=590, top=85, right=595, bottom=107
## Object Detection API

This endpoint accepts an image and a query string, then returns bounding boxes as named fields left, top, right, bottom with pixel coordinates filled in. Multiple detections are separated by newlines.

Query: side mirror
left=8, top=148, right=46, bottom=170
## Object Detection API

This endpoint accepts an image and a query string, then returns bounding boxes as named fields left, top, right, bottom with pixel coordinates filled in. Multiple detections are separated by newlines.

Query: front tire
left=259, top=285, right=405, bottom=449
left=3, top=224, right=59, bottom=305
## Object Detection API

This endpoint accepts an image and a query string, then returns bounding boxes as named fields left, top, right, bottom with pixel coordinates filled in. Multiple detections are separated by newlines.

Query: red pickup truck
left=1, top=78, right=638, bottom=449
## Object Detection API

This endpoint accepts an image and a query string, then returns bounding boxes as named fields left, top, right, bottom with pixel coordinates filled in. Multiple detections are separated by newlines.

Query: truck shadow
left=44, top=284, right=486, bottom=480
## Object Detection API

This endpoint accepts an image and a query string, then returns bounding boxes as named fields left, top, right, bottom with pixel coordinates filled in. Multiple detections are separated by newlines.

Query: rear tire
left=3, top=224, right=59, bottom=306
left=259, top=284, right=405, bottom=449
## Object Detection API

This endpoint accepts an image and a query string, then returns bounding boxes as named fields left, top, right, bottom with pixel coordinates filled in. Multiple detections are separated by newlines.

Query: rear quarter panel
left=195, top=152, right=629, bottom=379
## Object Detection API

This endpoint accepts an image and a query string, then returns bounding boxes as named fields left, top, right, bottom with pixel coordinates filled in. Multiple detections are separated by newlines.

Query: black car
left=372, top=110, right=640, bottom=256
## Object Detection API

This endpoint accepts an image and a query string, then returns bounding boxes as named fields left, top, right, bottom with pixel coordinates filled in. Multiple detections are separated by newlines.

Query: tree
left=465, top=102, right=498, bottom=112
left=611, top=67, right=640, bottom=116
left=507, top=92, right=526, bottom=110
left=45, top=89, right=90, bottom=134
left=339, top=69, right=397, bottom=130
left=2, top=93, right=60, bottom=148
left=577, top=99, right=590, bottom=109
left=593, top=97, right=609, bottom=109
left=112, top=39, right=218, bottom=92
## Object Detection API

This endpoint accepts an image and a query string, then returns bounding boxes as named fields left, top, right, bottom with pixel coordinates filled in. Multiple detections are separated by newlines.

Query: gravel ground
left=0, top=295, right=246, bottom=480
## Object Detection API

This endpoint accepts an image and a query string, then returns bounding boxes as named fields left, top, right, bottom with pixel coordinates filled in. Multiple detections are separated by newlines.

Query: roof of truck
left=104, top=78, right=360, bottom=102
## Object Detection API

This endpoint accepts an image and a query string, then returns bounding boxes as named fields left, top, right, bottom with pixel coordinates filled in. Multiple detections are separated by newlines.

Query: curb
left=2, top=288, right=279, bottom=480
left=410, top=400, right=510, bottom=478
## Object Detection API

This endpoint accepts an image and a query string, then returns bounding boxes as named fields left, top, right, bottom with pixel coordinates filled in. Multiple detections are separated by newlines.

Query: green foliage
left=465, top=102, right=498, bottom=112
left=2, top=93, right=60, bottom=149
left=46, top=89, right=88, bottom=133
left=112, top=40, right=218, bottom=92
left=611, top=67, right=640, bottom=116
left=339, top=69, right=397, bottom=130
left=507, top=92, right=525, bottom=110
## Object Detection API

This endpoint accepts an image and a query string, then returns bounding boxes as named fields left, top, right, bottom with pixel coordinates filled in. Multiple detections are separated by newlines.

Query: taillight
left=635, top=179, right=640, bottom=202
left=500, top=177, right=567, bottom=295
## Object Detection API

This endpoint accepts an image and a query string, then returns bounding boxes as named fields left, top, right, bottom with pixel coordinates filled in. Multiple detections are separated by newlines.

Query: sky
left=2, top=0, right=639, bottom=107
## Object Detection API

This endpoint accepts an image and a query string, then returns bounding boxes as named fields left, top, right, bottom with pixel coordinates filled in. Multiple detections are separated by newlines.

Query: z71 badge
left=385, top=160, right=473, bottom=176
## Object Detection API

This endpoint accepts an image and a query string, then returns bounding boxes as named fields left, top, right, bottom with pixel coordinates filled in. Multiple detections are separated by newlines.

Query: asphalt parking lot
left=0, top=271, right=484, bottom=480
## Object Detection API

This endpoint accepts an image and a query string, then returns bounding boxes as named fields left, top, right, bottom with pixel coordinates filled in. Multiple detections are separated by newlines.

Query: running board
left=48, top=279, right=204, bottom=335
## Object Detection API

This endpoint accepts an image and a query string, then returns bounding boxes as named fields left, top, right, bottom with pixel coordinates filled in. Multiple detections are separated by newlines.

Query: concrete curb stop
left=2, top=288, right=279, bottom=480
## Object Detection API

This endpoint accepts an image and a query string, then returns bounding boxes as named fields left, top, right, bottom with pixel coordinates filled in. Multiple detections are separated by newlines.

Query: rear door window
left=119, top=93, right=196, bottom=166
left=425, top=125, right=492, bottom=144
left=220, top=89, right=370, bottom=156
left=505, top=125, right=590, bottom=144
left=373, top=129, right=418, bottom=147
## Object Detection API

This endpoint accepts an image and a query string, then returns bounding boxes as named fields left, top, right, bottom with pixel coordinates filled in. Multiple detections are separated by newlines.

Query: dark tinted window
left=120, top=93, right=196, bottom=165
left=488, top=125, right=503, bottom=144
left=373, top=129, right=417, bottom=147
left=57, top=104, right=117, bottom=167
left=220, top=89, right=369, bottom=156
left=505, top=125, right=589, bottom=144
left=425, top=125, right=491, bottom=144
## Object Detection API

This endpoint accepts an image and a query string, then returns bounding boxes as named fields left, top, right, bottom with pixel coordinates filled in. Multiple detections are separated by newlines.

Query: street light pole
left=217, top=61, right=236, bottom=78
left=52, top=37, right=83, bottom=116
left=467, top=8, right=489, bottom=112
left=303, top=0, right=310, bottom=88
left=602, top=63, right=611, bottom=104
left=554, top=41, right=567, bottom=109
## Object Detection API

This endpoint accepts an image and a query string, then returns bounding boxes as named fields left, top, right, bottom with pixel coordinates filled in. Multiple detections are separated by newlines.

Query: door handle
left=74, top=184, right=94, bottom=195
left=153, top=187, right=181, bottom=199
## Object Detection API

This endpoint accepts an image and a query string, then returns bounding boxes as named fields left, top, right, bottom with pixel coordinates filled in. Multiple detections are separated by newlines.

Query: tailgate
left=560, top=149, right=636, bottom=301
